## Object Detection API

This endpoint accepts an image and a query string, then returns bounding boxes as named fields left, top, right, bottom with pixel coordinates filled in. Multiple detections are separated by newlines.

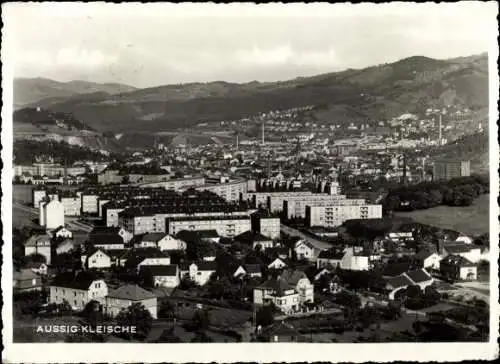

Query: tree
left=256, top=305, right=275, bottom=327
left=22, top=253, right=47, bottom=266
left=115, top=303, right=153, bottom=341
left=138, top=267, right=155, bottom=288
left=186, top=239, right=216, bottom=261
left=179, top=276, right=197, bottom=290
left=192, top=309, right=211, bottom=331
left=158, top=300, right=176, bottom=320
left=81, top=300, right=104, bottom=326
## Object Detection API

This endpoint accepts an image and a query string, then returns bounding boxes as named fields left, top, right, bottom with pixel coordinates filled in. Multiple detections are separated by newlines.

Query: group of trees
left=396, top=285, right=441, bottom=310
left=383, top=175, right=489, bottom=211
left=14, top=140, right=108, bottom=165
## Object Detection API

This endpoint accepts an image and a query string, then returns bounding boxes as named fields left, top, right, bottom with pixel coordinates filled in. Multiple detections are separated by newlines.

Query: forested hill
left=17, top=53, right=488, bottom=132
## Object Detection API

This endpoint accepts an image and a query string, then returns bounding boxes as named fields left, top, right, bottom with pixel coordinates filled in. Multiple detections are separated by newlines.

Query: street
left=280, top=224, right=334, bottom=250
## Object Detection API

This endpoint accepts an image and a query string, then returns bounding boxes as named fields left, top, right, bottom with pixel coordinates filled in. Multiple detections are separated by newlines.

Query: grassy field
left=395, top=194, right=490, bottom=236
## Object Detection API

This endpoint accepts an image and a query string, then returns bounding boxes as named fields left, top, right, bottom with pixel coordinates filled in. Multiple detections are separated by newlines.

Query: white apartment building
left=196, top=180, right=248, bottom=202
left=39, top=199, right=65, bottom=229
left=306, top=203, right=382, bottom=228
left=166, top=216, right=251, bottom=238
left=137, top=177, right=205, bottom=191
left=32, top=189, right=47, bottom=208
left=81, top=193, right=99, bottom=214
left=283, top=194, right=350, bottom=219
left=251, top=214, right=281, bottom=239
left=105, top=206, right=125, bottom=227
left=60, top=196, right=81, bottom=216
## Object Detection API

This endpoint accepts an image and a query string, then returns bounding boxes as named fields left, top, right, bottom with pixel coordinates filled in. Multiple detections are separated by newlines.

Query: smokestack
left=438, top=114, right=442, bottom=146
left=261, top=122, right=265, bottom=146
left=236, top=134, right=239, bottom=150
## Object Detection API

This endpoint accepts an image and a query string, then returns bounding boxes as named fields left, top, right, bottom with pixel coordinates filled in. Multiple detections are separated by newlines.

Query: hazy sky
left=3, top=2, right=498, bottom=88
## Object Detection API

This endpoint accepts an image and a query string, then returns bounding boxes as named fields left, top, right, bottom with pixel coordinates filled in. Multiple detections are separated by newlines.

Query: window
left=74, top=300, right=77, bottom=306
left=197, top=272, right=202, bottom=276
left=74, top=292, right=77, bottom=297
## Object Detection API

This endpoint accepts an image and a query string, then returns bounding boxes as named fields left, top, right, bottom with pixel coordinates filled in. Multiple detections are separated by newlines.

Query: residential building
left=140, top=265, right=180, bottom=288
left=24, top=234, right=52, bottom=264
left=166, top=216, right=251, bottom=238
left=440, top=243, right=481, bottom=263
left=339, top=247, right=370, bottom=271
left=49, top=271, right=108, bottom=310
left=268, top=257, right=287, bottom=270
left=13, top=269, right=43, bottom=292
left=234, top=231, right=274, bottom=251
left=39, top=199, right=65, bottom=229
left=305, top=203, right=382, bottom=228
left=440, top=255, right=477, bottom=281
left=32, top=189, right=47, bottom=208
left=81, top=193, right=99, bottom=214
left=316, top=249, right=344, bottom=269
left=181, top=261, right=217, bottom=286
left=52, top=226, right=73, bottom=239
left=433, top=159, right=471, bottom=181
left=197, top=179, right=248, bottom=202
left=254, top=269, right=314, bottom=314
left=84, top=248, right=112, bottom=269
left=233, top=264, right=262, bottom=279
left=385, top=268, right=434, bottom=300
left=105, top=284, right=158, bottom=319
left=294, top=239, right=326, bottom=262
left=89, top=227, right=130, bottom=250
left=251, top=212, right=281, bottom=239
left=414, top=251, right=442, bottom=270
left=60, top=196, right=81, bottom=216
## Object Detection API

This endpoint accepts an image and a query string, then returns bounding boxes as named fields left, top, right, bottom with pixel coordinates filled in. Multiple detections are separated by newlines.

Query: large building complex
left=306, top=203, right=382, bottom=228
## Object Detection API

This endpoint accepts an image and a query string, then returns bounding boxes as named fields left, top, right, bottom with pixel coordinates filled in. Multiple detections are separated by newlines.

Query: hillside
left=20, top=53, right=489, bottom=132
left=14, top=78, right=137, bottom=108
left=13, top=107, right=97, bottom=132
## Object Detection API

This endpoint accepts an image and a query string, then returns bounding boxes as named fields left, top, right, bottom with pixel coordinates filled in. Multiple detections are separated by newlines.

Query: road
left=13, top=201, right=93, bottom=233
left=280, top=224, right=334, bottom=250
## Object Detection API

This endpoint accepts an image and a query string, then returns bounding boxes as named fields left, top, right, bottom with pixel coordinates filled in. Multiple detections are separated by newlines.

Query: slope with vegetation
left=19, top=53, right=488, bottom=132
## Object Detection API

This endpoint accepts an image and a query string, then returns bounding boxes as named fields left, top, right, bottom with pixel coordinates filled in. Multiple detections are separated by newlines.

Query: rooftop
left=107, top=284, right=157, bottom=301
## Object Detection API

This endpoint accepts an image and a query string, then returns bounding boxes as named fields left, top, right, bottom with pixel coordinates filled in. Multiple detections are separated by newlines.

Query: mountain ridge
left=15, top=52, right=489, bottom=132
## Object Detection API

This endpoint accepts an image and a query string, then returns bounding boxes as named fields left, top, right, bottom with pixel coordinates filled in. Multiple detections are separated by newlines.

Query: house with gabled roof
left=440, top=243, right=481, bottom=263
left=385, top=268, right=434, bottom=300
left=140, top=264, right=180, bottom=288
left=180, top=261, right=217, bottom=286
left=52, top=226, right=73, bottom=239
left=414, top=250, right=441, bottom=270
left=25, top=234, right=52, bottom=264
left=105, top=284, right=158, bottom=319
left=254, top=268, right=314, bottom=315
left=294, top=239, right=325, bottom=262
left=233, top=264, right=262, bottom=279
left=234, top=230, right=274, bottom=251
left=316, top=249, right=344, bottom=269
left=83, top=247, right=112, bottom=270
left=13, top=269, right=43, bottom=292
left=440, top=255, right=477, bottom=281
left=49, top=271, right=108, bottom=310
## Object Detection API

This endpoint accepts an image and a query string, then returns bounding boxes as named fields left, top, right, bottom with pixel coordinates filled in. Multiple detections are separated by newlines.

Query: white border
left=2, top=2, right=499, bottom=363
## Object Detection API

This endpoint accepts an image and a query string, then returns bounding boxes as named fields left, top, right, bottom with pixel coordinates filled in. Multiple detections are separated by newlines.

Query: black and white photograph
left=1, top=2, right=499, bottom=362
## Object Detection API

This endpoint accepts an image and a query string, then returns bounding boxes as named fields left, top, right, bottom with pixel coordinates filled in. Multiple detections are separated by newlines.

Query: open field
left=395, top=194, right=490, bottom=235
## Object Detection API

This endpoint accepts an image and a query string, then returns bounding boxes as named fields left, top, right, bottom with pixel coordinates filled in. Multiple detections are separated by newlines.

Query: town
left=12, top=112, right=490, bottom=342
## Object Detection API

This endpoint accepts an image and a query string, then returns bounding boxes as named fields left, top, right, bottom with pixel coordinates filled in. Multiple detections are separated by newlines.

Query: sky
left=3, top=2, right=498, bottom=88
